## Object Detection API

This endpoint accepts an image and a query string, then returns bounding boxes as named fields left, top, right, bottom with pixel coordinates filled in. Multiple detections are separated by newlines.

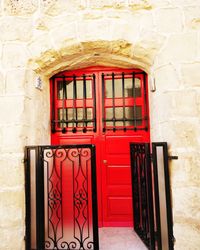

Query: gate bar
left=152, top=142, right=174, bottom=250
left=25, top=148, right=31, bottom=250
left=91, top=145, right=99, bottom=250
left=36, top=146, right=45, bottom=250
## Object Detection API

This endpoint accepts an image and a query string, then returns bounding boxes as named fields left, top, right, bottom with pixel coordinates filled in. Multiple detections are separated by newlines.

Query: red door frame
left=50, top=66, right=150, bottom=227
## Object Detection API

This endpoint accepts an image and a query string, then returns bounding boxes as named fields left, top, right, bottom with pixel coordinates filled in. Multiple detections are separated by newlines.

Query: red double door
left=51, top=67, right=150, bottom=227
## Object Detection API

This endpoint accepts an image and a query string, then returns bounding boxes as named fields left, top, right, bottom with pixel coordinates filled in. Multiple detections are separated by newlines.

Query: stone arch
left=28, top=37, right=164, bottom=79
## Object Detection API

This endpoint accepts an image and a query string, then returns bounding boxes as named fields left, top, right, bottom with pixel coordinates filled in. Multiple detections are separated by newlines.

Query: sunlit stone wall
left=0, top=0, right=200, bottom=249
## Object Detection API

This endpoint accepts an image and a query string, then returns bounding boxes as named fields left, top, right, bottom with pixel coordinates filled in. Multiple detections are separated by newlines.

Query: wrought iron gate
left=130, top=142, right=175, bottom=250
left=25, top=145, right=99, bottom=250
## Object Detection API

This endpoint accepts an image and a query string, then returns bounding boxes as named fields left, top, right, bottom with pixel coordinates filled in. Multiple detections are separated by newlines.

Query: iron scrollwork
left=130, top=143, right=154, bottom=248
left=25, top=145, right=99, bottom=250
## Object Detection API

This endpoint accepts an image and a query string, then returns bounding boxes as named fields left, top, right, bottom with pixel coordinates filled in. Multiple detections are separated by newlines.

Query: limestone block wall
left=0, top=0, right=200, bottom=249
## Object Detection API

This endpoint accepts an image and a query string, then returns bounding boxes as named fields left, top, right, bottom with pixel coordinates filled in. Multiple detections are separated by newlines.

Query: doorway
left=50, top=66, right=150, bottom=227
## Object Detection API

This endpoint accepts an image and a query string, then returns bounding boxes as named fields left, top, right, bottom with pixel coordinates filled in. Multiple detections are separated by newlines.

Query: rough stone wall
left=0, top=0, right=200, bottom=249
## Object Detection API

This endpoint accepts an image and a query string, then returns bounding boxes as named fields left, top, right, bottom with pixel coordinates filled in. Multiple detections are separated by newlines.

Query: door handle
left=103, top=160, right=107, bottom=164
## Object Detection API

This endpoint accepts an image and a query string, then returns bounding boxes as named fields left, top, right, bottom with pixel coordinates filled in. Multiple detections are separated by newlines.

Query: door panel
left=107, top=166, right=131, bottom=185
left=51, top=67, right=150, bottom=227
left=102, top=136, right=143, bottom=226
left=108, top=197, right=133, bottom=215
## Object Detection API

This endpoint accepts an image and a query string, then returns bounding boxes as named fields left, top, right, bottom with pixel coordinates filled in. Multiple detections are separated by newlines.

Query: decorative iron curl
left=86, top=241, right=94, bottom=249
left=54, top=149, right=64, bottom=158
left=79, top=148, right=90, bottom=158
left=70, top=148, right=80, bottom=158
left=45, top=149, right=54, bottom=158
left=44, top=148, right=68, bottom=160
left=68, top=241, right=78, bottom=249
left=45, top=240, right=51, bottom=249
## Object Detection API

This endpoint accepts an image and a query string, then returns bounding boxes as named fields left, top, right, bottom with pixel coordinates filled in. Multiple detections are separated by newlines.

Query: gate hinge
left=150, top=154, right=178, bottom=161
left=168, top=155, right=178, bottom=160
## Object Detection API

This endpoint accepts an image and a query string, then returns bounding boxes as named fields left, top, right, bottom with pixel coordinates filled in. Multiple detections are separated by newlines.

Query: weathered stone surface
left=133, top=32, right=166, bottom=65
left=149, top=92, right=173, bottom=122
left=41, top=0, right=79, bottom=15
left=35, top=14, right=77, bottom=30
left=77, top=19, right=111, bottom=41
left=155, top=8, right=183, bottom=33
left=171, top=0, right=200, bottom=5
left=4, top=0, right=38, bottom=16
left=0, top=70, right=5, bottom=95
left=157, top=32, right=197, bottom=64
left=181, top=62, right=200, bottom=86
left=0, top=17, right=32, bottom=42
left=140, top=12, right=154, bottom=31
left=161, top=119, right=199, bottom=149
left=128, top=0, right=152, bottom=10
left=1, top=124, right=26, bottom=154
left=0, top=227, right=24, bottom=250
left=79, top=0, right=152, bottom=10
left=2, top=43, right=29, bottom=68
left=173, top=188, right=200, bottom=233
left=28, top=33, right=57, bottom=59
left=0, top=96, right=24, bottom=124
left=0, top=0, right=2, bottom=15
left=0, top=204, right=23, bottom=227
left=0, top=154, right=24, bottom=188
left=0, top=190, right=24, bottom=215
left=5, top=69, right=27, bottom=94
left=184, top=6, right=200, bottom=30
left=154, top=64, right=180, bottom=91
left=173, top=222, right=200, bottom=250
left=171, top=153, right=200, bottom=187
left=170, top=90, right=200, bottom=117
left=50, top=22, right=78, bottom=52
left=110, top=16, right=140, bottom=42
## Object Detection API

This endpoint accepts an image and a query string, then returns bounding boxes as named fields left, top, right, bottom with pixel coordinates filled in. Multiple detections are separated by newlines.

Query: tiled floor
left=99, top=227, right=147, bottom=250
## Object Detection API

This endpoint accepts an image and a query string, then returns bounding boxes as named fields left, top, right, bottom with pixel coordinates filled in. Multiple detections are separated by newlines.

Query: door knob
left=103, top=160, right=107, bottom=164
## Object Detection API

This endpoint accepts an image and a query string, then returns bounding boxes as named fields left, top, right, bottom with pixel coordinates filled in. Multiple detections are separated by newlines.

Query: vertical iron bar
left=152, top=144, right=162, bottom=250
left=62, top=77, right=66, bottom=133
left=25, top=147, right=31, bottom=250
left=93, top=74, right=97, bottom=132
left=91, top=145, right=99, bottom=250
left=112, top=73, right=116, bottom=130
left=130, top=144, right=140, bottom=231
left=83, top=74, right=87, bottom=130
left=132, top=72, right=137, bottom=129
left=162, top=143, right=174, bottom=250
left=143, top=72, right=148, bottom=130
left=122, top=72, right=126, bottom=129
left=102, top=73, right=105, bottom=132
left=64, top=78, right=68, bottom=129
left=51, top=77, right=56, bottom=133
left=145, top=144, right=155, bottom=250
left=72, top=75, right=77, bottom=131
left=36, top=146, right=45, bottom=250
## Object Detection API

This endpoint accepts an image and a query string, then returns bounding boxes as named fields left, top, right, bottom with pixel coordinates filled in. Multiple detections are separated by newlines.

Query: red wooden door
left=51, top=67, right=150, bottom=227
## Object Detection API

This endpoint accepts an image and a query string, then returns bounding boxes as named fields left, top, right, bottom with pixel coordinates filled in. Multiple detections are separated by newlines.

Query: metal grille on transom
left=51, top=74, right=96, bottom=133
left=102, top=72, right=148, bottom=132
left=51, top=71, right=148, bottom=134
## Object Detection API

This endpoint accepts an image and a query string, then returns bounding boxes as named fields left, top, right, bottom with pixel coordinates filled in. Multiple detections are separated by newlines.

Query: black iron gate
left=130, top=142, right=175, bottom=250
left=25, top=145, right=99, bottom=250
